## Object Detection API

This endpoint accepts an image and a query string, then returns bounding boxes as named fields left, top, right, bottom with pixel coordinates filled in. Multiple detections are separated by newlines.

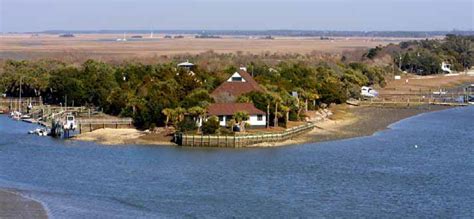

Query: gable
left=211, top=70, right=264, bottom=102
left=227, top=72, right=247, bottom=82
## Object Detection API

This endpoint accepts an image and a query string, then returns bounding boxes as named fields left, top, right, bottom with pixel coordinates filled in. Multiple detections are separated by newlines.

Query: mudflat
left=0, top=189, right=48, bottom=219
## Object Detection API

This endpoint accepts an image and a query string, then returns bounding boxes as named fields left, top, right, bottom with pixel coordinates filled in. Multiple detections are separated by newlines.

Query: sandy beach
left=0, top=189, right=48, bottom=219
left=252, top=104, right=454, bottom=147
left=73, top=104, right=454, bottom=147
left=73, top=128, right=174, bottom=145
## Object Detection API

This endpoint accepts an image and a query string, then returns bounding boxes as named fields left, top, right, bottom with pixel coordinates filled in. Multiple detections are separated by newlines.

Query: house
left=207, top=103, right=266, bottom=128
left=211, top=69, right=264, bottom=103
left=203, top=68, right=267, bottom=128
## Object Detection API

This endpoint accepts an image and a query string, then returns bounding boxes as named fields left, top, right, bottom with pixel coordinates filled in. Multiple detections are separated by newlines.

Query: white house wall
left=248, top=115, right=266, bottom=126
left=199, top=115, right=266, bottom=127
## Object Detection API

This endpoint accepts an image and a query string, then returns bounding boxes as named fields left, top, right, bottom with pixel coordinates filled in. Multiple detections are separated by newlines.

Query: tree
left=177, top=117, right=198, bottom=133
left=187, top=106, right=206, bottom=131
left=180, top=89, right=213, bottom=108
left=162, top=108, right=175, bottom=128
left=233, top=111, right=250, bottom=132
left=174, top=107, right=186, bottom=123
left=202, top=116, right=220, bottom=134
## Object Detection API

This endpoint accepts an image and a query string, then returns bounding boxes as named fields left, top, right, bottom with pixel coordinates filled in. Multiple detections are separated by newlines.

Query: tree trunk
left=285, top=111, right=289, bottom=128
left=266, top=104, right=270, bottom=128
left=274, top=103, right=278, bottom=128
left=305, top=99, right=308, bottom=112
left=165, top=116, right=169, bottom=128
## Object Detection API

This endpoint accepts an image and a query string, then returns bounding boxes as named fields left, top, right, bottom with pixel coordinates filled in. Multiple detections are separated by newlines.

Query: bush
left=219, top=127, right=234, bottom=135
left=177, top=117, right=197, bottom=133
left=202, top=116, right=220, bottom=134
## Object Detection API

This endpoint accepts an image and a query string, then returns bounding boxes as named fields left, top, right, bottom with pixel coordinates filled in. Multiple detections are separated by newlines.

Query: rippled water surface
left=0, top=107, right=473, bottom=218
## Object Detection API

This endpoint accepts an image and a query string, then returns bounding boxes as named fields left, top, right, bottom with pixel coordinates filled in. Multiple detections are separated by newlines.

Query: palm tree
left=271, top=93, right=282, bottom=128
left=162, top=108, right=175, bottom=128
left=174, top=107, right=186, bottom=123
left=280, top=105, right=290, bottom=127
left=187, top=106, right=206, bottom=130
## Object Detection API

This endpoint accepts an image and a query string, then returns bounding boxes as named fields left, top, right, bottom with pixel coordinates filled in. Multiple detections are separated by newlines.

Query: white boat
left=63, top=113, right=77, bottom=130
left=361, top=86, right=378, bottom=98
left=10, top=111, right=22, bottom=120
left=432, top=89, right=447, bottom=95
left=28, top=128, right=49, bottom=136
left=116, top=33, right=127, bottom=41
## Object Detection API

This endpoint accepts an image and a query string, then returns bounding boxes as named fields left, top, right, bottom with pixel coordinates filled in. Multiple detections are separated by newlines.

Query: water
left=0, top=107, right=473, bottom=218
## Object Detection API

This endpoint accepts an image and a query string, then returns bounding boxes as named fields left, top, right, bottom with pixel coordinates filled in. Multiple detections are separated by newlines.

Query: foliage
left=233, top=111, right=250, bottom=131
left=201, top=116, right=220, bottom=134
left=391, top=35, right=473, bottom=74
left=0, top=48, right=402, bottom=129
left=176, top=117, right=198, bottom=133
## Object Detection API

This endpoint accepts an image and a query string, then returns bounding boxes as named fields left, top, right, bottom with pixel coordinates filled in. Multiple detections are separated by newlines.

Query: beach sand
left=73, top=105, right=454, bottom=147
left=251, top=104, right=453, bottom=147
left=0, top=189, right=48, bottom=219
left=73, top=128, right=173, bottom=145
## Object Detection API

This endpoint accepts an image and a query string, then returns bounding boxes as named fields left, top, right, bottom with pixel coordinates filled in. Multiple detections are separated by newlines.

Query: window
left=231, top=77, right=243, bottom=82
left=219, top=116, right=224, bottom=122
left=257, top=115, right=263, bottom=121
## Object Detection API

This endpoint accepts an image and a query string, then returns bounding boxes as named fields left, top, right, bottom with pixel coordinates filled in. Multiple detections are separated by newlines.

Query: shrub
left=177, top=117, right=197, bottom=133
left=202, top=116, right=220, bottom=134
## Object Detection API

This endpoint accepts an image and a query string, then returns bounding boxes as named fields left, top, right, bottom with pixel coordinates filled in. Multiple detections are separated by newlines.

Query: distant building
left=59, top=33, right=75, bottom=38
left=177, top=61, right=196, bottom=76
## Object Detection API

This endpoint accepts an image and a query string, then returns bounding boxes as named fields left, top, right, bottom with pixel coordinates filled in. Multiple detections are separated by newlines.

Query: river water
left=0, top=107, right=473, bottom=218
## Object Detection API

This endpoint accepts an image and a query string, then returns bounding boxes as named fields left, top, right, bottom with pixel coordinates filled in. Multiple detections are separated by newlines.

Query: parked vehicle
left=361, top=86, right=378, bottom=98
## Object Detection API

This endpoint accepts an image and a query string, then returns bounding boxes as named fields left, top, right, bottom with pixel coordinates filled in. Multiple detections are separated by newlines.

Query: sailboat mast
left=19, top=76, right=22, bottom=113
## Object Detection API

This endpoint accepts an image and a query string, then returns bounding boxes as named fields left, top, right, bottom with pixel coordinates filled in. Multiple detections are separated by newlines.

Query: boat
left=116, top=33, right=127, bottom=41
left=10, top=111, right=22, bottom=120
left=28, top=128, right=49, bottom=136
left=432, top=89, right=447, bottom=95
left=63, top=113, right=77, bottom=130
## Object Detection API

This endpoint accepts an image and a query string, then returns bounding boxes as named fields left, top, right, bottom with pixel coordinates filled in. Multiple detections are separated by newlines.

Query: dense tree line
left=367, top=35, right=473, bottom=75
left=0, top=54, right=389, bottom=130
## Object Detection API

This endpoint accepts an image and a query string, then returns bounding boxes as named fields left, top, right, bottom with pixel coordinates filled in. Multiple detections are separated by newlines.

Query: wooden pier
left=77, top=118, right=133, bottom=133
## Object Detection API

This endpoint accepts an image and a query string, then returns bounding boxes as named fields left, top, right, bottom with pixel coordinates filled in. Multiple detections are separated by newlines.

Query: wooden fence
left=360, top=97, right=469, bottom=107
left=77, top=118, right=133, bottom=133
left=175, top=122, right=316, bottom=148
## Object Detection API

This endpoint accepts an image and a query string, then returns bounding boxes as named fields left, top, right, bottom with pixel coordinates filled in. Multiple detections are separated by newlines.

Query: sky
left=1, top=0, right=473, bottom=32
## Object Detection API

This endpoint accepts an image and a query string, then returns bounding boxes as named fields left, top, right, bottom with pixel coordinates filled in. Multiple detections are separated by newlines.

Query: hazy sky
left=1, top=0, right=473, bottom=32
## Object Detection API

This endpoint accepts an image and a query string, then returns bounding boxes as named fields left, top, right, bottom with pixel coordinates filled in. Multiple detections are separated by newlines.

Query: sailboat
left=116, top=33, right=127, bottom=41
left=10, top=77, right=22, bottom=120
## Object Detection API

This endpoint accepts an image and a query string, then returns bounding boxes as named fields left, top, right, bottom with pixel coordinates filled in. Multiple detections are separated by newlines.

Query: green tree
left=233, top=111, right=250, bottom=132
left=162, top=108, right=175, bottom=128
left=202, top=116, right=220, bottom=134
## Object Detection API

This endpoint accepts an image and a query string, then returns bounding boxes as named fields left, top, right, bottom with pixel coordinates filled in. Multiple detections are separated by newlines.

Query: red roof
left=207, top=103, right=266, bottom=116
left=211, top=71, right=264, bottom=99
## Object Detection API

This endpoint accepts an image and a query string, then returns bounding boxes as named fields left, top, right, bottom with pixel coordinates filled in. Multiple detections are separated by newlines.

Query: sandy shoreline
left=251, top=104, right=454, bottom=147
left=73, top=128, right=174, bottom=145
left=0, top=189, right=48, bottom=219
left=73, top=104, right=455, bottom=147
